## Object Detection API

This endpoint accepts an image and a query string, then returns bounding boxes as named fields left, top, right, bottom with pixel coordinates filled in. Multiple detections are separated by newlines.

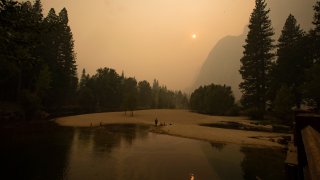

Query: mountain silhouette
left=191, top=0, right=314, bottom=100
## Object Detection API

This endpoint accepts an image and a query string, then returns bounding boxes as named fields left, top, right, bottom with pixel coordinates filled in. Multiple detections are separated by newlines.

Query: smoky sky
left=38, top=0, right=314, bottom=91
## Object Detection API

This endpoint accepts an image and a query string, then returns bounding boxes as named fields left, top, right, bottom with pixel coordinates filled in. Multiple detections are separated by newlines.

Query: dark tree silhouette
left=304, top=64, right=320, bottom=111
left=79, top=68, right=90, bottom=89
left=92, top=68, right=122, bottom=111
left=0, top=1, right=80, bottom=120
left=149, top=79, right=188, bottom=109
left=57, top=8, right=78, bottom=103
left=42, top=8, right=78, bottom=109
left=239, top=0, right=274, bottom=119
left=0, top=0, right=188, bottom=122
left=151, top=79, right=160, bottom=108
left=137, top=80, right=152, bottom=108
left=75, top=68, right=188, bottom=114
left=77, top=69, right=95, bottom=112
left=272, top=85, right=295, bottom=121
left=270, top=14, right=306, bottom=109
left=310, top=0, right=320, bottom=64
left=190, top=84, right=236, bottom=115
left=174, top=91, right=189, bottom=109
left=0, top=0, right=50, bottom=120
left=304, top=1, right=320, bottom=111
left=123, top=77, right=138, bottom=116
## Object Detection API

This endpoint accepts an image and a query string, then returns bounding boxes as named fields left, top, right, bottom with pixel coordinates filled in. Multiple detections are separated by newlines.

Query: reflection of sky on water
left=65, top=124, right=285, bottom=180
left=67, top=125, right=218, bottom=179
left=2, top=124, right=285, bottom=180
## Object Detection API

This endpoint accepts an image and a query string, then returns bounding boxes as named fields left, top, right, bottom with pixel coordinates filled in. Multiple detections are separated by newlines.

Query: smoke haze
left=39, top=0, right=314, bottom=92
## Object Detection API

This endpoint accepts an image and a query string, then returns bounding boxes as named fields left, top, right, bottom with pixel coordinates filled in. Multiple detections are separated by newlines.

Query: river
left=2, top=123, right=286, bottom=180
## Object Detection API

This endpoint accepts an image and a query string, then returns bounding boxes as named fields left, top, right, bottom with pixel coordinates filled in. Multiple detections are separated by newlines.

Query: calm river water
left=2, top=123, right=286, bottom=180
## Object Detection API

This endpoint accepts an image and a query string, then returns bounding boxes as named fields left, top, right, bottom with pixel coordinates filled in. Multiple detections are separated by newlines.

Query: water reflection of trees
left=77, top=128, right=92, bottom=143
left=240, top=147, right=286, bottom=180
left=2, top=124, right=150, bottom=179
left=2, top=123, right=74, bottom=180
left=78, top=124, right=149, bottom=154
left=210, top=142, right=225, bottom=151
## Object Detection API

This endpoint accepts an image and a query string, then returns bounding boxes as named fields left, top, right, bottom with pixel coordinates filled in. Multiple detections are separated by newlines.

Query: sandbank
left=55, top=109, right=290, bottom=148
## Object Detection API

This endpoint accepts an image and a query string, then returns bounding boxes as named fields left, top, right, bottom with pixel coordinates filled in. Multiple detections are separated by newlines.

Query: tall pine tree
left=42, top=8, right=78, bottom=108
left=239, top=0, right=274, bottom=119
left=271, top=14, right=306, bottom=108
left=311, top=0, right=320, bottom=64
left=32, top=0, right=43, bottom=22
left=304, top=0, right=320, bottom=111
left=58, top=8, right=78, bottom=104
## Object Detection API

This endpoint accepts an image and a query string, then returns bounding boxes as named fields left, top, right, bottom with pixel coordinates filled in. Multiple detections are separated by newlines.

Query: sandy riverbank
left=55, top=109, right=290, bottom=148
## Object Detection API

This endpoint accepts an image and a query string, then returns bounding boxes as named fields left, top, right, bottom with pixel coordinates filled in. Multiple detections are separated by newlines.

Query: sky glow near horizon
left=37, top=0, right=314, bottom=91
left=38, top=0, right=254, bottom=90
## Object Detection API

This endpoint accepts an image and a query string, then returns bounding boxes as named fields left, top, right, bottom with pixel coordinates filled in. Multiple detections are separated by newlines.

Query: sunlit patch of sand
left=55, top=109, right=290, bottom=148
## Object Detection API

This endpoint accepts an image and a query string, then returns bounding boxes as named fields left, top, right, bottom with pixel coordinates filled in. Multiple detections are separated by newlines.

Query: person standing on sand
left=155, top=118, right=158, bottom=126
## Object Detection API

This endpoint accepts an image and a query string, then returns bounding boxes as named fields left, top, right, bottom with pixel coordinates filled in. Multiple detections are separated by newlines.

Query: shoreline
left=55, top=109, right=290, bottom=148
left=149, top=127, right=286, bottom=149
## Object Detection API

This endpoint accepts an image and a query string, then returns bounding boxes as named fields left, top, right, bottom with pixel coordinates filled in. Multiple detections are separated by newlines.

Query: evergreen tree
left=239, top=0, right=274, bottom=119
left=151, top=79, right=160, bottom=108
left=35, top=64, right=51, bottom=98
left=303, top=0, right=320, bottom=111
left=271, top=14, right=306, bottom=108
left=32, top=0, right=43, bottom=22
left=311, top=1, right=320, bottom=64
left=57, top=8, right=78, bottom=104
left=304, top=64, right=320, bottom=111
left=174, top=91, right=189, bottom=109
left=273, top=85, right=295, bottom=121
left=92, top=68, right=122, bottom=110
left=0, top=0, right=50, bottom=120
left=158, top=86, right=174, bottom=108
left=123, top=77, right=138, bottom=116
left=0, top=1, right=42, bottom=98
left=77, top=68, right=94, bottom=112
left=42, top=8, right=78, bottom=108
left=137, top=80, right=152, bottom=108
left=41, top=8, right=60, bottom=108
left=0, top=0, right=20, bottom=101
left=79, top=68, right=89, bottom=89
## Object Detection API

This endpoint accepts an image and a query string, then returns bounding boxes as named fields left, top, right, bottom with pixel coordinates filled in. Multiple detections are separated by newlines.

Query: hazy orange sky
left=39, top=0, right=255, bottom=90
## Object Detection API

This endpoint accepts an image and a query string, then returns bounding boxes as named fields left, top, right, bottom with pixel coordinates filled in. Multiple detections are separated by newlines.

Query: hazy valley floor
left=55, top=109, right=290, bottom=148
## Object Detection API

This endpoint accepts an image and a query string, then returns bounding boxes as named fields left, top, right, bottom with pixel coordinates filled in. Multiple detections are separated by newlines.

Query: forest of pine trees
left=0, top=0, right=78, bottom=121
left=1, top=0, right=320, bottom=123
left=78, top=68, right=188, bottom=115
left=190, top=0, right=320, bottom=120
left=240, top=0, right=320, bottom=120
left=0, top=0, right=188, bottom=122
